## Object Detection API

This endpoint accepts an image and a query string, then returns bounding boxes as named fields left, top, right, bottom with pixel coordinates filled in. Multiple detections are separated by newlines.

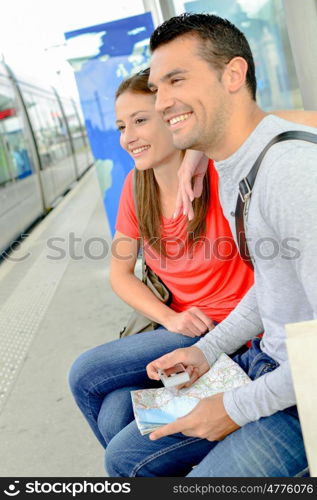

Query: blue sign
left=65, top=12, right=154, bottom=234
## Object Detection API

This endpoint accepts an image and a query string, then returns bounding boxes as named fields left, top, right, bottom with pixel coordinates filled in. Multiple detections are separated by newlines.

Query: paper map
left=131, top=353, right=251, bottom=435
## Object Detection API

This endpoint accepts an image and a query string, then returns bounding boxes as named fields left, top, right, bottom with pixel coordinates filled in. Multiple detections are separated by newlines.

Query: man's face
left=149, top=35, right=230, bottom=154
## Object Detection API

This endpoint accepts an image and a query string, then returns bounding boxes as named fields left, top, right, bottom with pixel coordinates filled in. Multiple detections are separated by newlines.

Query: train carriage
left=0, top=61, right=93, bottom=255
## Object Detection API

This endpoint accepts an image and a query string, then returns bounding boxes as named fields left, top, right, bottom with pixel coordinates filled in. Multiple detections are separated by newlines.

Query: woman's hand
left=162, top=307, right=214, bottom=337
left=174, top=150, right=209, bottom=221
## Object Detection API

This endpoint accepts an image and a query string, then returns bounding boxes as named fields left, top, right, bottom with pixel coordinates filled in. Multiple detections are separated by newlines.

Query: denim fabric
left=105, top=338, right=308, bottom=477
left=68, top=327, right=203, bottom=448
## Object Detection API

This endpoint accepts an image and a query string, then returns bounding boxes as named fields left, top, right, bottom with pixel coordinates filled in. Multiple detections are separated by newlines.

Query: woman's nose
left=122, top=126, right=138, bottom=146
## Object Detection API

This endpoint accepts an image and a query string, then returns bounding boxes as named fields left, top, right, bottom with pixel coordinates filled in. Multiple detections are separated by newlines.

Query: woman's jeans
left=68, top=327, right=202, bottom=449
left=104, top=338, right=308, bottom=477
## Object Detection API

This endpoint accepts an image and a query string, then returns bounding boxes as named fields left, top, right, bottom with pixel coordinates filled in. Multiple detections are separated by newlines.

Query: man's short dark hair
left=150, top=13, right=256, bottom=100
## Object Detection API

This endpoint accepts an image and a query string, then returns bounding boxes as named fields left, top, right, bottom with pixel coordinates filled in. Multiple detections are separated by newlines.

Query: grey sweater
left=195, top=115, right=317, bottom=426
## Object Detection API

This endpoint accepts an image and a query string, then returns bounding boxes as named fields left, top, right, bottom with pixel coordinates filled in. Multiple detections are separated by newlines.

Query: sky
left=0, top=0, right=146, bottom=99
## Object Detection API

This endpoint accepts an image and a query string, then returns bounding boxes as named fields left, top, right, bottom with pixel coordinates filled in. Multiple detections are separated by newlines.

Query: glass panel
left=171, top=0, right=303, bottom=109
left=0, top=76, right=35, bottom=186
left=73, top=101, right=94, bottom=163
left=22, top=87, right=73, bottom=170
left=0, top=123, right=12, bottom=186
left=61, top=98, right=86, bottom=153
left=61, top=97, right=92, bottom=172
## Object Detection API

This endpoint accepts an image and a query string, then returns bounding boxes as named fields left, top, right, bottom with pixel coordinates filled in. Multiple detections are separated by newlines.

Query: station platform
left=0, top=168, right=131, bottom=476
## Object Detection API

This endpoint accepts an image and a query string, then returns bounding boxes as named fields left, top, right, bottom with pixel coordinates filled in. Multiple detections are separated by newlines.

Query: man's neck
left=206, top=104, right=267, bottom=162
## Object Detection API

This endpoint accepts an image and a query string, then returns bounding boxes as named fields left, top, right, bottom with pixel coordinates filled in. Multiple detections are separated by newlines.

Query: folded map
left=131, top=353, right=251, bottom=435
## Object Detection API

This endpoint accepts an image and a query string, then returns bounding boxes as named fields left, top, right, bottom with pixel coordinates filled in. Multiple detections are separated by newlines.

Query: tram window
left=23, top=88, right=73, bottom=169
left=62, top=99, right=87, bottom=153
left=72, top=101, right=93, bottom=163
left=72, top=101, right=89, bottom=147
left=0, top=133, right=11, bottom=186
left=0, top=76, right=35, bottom=185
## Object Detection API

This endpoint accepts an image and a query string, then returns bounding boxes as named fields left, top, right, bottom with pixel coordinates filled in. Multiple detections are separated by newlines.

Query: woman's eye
left=135, top=118, right=146, bottom=124
left=117, top=125, right=125, bottom=132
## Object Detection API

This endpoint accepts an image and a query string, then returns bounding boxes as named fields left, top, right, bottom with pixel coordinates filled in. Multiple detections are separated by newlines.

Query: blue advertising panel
left=65, top=12, right=154, bottom=234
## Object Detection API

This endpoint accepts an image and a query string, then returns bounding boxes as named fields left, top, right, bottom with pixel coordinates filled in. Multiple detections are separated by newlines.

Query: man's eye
left=171, top=78, right=183, bottom=84
left=135, top=118, right=146, bottom=124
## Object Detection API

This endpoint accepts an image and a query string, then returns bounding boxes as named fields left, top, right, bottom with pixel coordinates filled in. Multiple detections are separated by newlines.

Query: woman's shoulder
left=124, top=168, right=134, bottom=186
left=116, top=168, right=139, bottom=237
left=117, top=168, right=136, bottom=215
left=121, top=168, right=134, bottom=198
left=207, top=159, right=218, bottom=187
left=208, top=158, right=216, bottom=172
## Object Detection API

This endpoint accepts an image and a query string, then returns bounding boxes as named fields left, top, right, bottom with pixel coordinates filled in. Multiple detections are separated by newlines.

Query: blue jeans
left=68, top=327, right=203, bottom=449
left=105, top=338, right=308, bottom=477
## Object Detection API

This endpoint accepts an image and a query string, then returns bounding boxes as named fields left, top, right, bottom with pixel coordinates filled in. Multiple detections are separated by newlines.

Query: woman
left=68, top=69, right=316, bottom=452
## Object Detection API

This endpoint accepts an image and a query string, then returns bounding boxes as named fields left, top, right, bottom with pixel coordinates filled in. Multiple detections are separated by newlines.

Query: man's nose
left=154, top=86, right=174, bottom=114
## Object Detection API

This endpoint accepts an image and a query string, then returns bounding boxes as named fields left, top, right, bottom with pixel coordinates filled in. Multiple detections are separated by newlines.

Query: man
left=106, top=13, right=317, bottom=477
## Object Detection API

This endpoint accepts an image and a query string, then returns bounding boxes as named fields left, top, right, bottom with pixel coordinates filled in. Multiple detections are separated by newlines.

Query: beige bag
left=119, top=169, right=171, bottom=338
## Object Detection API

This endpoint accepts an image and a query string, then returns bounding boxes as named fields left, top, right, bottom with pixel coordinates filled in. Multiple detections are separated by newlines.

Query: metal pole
left=142, top=0, right=164, bottom=26
left=158, top=0, right=177, bottom=20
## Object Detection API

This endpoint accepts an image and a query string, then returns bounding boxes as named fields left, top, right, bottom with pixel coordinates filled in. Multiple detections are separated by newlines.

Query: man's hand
left=149, top=393, right=240, bottom=441
left=174, top=150, right=209, bottom=221
left=146, top=345, right=210, bottom=388
left=162, top=307, right=214, bottom=337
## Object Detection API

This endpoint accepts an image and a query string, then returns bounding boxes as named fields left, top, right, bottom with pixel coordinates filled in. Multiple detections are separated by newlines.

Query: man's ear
left=223, top=57, right=248, bottom=94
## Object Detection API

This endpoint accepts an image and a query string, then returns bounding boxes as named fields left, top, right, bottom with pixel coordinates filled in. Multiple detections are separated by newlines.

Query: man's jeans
left=68, top=328, right=203, bottom=448
left=105, top=338, right=308, bottom=477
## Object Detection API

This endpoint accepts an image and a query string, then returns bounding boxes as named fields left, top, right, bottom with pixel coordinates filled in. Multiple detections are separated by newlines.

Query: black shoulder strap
left=235, top=130, right=317, bottom=269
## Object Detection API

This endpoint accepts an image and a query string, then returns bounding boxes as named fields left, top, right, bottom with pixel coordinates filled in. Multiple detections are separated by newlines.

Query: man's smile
left=166, top=112, right=193, bottom=128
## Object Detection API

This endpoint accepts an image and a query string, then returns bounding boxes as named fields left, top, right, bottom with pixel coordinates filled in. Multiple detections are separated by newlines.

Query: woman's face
left=115, top=91, right=177, bottom=170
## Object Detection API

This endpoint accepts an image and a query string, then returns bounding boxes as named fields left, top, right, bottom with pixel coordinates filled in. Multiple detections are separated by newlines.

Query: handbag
left=235, top=130, right=317, bottom=269
left=119, top=169, right=171, bottom=337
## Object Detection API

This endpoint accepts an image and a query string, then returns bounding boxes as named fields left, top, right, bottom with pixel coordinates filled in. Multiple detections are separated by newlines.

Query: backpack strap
left=235, top=131, right=317, bottom=269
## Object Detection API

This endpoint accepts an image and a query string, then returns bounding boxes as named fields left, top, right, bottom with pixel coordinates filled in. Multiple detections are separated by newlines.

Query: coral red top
left=115, top=161, right=254, bottom=322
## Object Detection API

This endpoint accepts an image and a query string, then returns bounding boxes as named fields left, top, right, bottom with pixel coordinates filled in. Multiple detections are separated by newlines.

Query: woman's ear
left=223, top=56, right=248, bottom=94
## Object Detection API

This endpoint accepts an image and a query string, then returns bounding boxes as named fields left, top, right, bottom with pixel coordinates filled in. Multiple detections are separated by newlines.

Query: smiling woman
left=115, top=79, right=177, bottom=172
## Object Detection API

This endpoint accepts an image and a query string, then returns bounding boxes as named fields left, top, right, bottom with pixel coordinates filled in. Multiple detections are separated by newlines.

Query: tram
left=0, top=61, right=93, bottom=254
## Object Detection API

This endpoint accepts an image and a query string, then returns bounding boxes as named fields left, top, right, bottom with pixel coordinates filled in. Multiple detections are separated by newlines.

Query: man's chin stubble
left=172, top=134, right=202, bottom=152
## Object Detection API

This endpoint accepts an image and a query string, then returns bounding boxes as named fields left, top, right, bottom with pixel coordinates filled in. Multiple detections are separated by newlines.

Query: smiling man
left=105, top=13, right=317, bottom=478
left=147, top=15, right=261, bottom=160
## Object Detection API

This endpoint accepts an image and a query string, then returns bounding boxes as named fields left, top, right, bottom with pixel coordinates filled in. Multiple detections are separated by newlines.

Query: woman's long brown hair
left=115, top=69, right=209, bottom=256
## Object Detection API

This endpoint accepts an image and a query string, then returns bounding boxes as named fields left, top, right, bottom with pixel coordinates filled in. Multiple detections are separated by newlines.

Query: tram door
left=0, top=76, right=42, bottom=253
